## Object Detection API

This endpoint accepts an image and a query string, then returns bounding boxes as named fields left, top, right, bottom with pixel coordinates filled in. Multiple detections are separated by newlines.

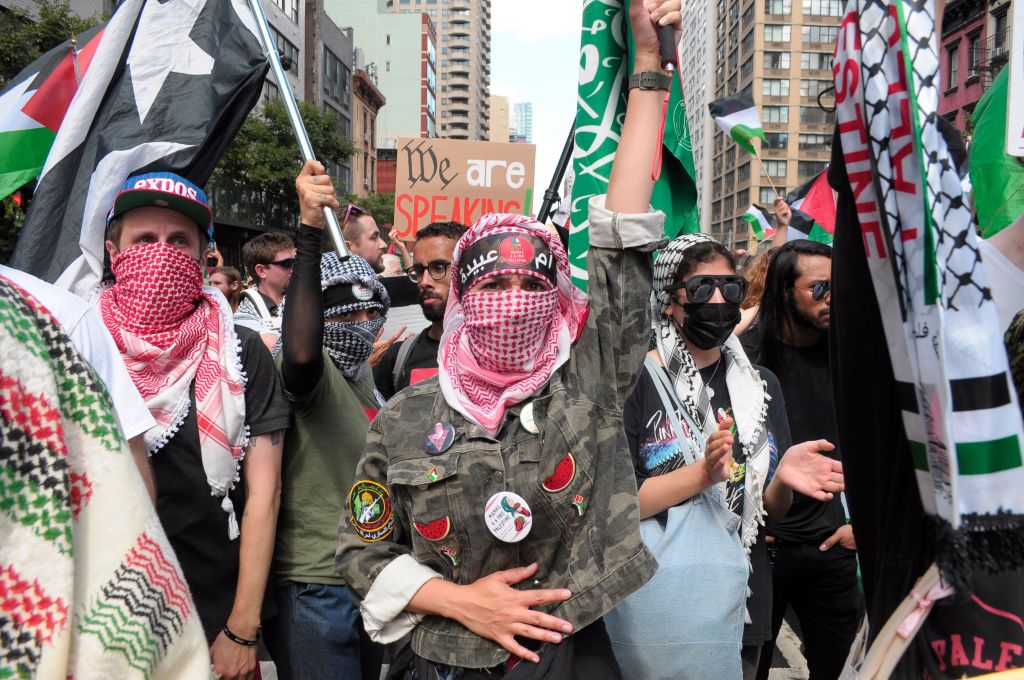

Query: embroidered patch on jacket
left=413, top=516, right=451, bottom=541
left=541, top=453, right=576, bottom=492
left=349, top=480, right=395, bottom=542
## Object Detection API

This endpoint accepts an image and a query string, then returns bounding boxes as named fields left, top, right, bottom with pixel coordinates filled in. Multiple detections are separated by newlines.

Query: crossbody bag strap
left=391, top=331, right=421, bottom=391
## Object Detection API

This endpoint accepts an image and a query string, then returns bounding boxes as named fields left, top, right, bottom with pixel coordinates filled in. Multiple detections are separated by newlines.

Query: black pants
left=754, top=540, right=860, bottom=680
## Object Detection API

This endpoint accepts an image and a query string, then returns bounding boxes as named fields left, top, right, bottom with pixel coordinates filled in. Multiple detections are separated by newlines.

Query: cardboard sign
left=393, top=137, right=536, bottom=237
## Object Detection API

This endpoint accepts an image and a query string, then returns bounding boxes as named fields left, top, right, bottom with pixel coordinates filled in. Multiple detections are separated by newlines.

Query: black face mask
left=679, top=302, right=741, bottom=350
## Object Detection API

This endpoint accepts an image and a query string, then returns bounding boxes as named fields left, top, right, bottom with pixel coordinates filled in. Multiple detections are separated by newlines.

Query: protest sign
left=393, top=137, right=536, bottom=237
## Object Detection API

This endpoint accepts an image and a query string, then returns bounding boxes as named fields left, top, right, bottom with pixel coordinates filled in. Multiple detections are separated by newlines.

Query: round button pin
left=483, top=491, right=533, bottom=543
left=424, top=422, right=456, bottom=454
left=520, top=402, right=539, bottom=434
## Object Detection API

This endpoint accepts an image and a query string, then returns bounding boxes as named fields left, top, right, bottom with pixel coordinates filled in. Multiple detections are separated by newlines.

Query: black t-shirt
left=828, top=122, right=1024, bottom=678
left=150, top=325, right=291, bottom=641
left=623, top=357, right=792, bottom=647
left=374, top=327, right=441, bottom=400
left=381, top=276, right=420, bottom=308
left=756, top=336, right=845, bottom=543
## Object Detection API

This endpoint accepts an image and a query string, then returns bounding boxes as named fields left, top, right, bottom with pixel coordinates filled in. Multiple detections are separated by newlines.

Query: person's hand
left=820, top=524, right=856, bottom=552
left=628, top=0, right=682, bottom=72
left=703, top=417, right=735, bottom=484
left=295, top=160, right=340, bottom=229
left=210, top=631, right=257, bottom=680
left=775, top=440, right=843, bottom=501
left=368, top=325, right=407, bottom=367
left=450, top=563, right=573, bottom=664
left=389, top=228, right=410, bottom=255
left=773, top=198, right=792, bottom=227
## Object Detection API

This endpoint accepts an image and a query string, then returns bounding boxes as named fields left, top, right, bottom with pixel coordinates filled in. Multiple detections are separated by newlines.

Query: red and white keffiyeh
left=438, top=213, right=589, bottom=434
left=99, top=243, right=247, bottom=537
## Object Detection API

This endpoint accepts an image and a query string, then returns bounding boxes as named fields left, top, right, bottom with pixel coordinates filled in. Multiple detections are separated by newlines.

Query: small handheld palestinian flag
left=742, top=204, right=774, bottom=241
left=783, top=169, right=836, bottom=244
left=709, top=86, right=767, bottom=155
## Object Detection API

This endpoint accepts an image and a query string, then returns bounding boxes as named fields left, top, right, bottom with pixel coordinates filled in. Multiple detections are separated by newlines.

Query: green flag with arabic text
left=569, top=0, right=700, bottom=289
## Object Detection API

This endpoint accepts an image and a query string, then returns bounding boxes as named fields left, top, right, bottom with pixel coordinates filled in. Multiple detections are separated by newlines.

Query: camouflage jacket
left=336, top=197, right=666, bottom=668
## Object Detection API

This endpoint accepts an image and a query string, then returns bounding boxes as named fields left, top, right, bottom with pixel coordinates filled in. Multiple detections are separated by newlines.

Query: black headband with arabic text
left=458, top=232, right=556, bottom=292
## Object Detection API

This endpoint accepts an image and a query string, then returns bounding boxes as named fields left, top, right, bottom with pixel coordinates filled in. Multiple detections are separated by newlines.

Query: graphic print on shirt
left=639, top=407, right=696, bottom=477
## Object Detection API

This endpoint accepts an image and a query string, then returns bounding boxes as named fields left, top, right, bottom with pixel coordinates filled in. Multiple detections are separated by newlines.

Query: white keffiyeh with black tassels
left=651, top=234, right=772, bottom=557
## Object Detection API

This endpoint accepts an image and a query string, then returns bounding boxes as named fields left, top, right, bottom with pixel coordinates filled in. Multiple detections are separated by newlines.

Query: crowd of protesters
left=3, top=0, right=1024, bottom=678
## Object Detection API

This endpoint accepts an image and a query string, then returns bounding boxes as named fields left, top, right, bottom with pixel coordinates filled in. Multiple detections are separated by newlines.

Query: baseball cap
left=106, top=171, right=214, bottom=238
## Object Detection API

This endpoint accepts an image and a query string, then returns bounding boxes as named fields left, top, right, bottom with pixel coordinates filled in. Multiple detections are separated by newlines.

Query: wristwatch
left=628, top=71, right=671, bottom=91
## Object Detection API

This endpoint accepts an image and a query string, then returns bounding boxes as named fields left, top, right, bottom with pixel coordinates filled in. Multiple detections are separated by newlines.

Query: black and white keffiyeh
left=651, top=234, right=772, bottom=555
left=834, top=0, right=1024, bottom=582
left=319, top=253, right=389, bottom=379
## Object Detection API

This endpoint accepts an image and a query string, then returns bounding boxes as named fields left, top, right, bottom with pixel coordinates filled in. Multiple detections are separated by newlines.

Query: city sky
left=491, top=0, right=582, bottom=215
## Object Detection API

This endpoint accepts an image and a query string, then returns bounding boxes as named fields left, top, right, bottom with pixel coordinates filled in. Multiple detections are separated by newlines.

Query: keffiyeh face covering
left=438, top=213, right=589, bottom=435
left=319, top=252, right=390, bottom=379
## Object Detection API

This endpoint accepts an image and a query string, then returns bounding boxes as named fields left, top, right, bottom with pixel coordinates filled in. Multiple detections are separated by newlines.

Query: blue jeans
left=264, top=582, right=380, bottom=680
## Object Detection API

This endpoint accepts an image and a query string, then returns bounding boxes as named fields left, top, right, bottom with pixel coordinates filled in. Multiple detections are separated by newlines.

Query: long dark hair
left=755, top=240, right=832, bottom=372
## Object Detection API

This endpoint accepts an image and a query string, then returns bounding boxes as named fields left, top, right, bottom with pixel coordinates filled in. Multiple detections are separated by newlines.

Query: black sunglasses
left=798, top=280, right=831, bottom=301
left=267, top=258, right=295, bottom=269
left=667, top=275, right=749, bottom=305
left=405, top=259, right=452, bottom=283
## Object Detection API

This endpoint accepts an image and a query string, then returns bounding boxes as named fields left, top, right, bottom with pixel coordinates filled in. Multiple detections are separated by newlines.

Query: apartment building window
left=722, top=196, right=733, bottom=214
left=800, top=79, right=832, bottom=97
left=762, top=160, right=787, bottom=177
left=947, top=45, right=958, bottom=88
left=802, top=0, right=842, bottom=16
left=738, top=162, right=751, bottom=181
left=968, top=35, right=981, bottom=76
left=322, top=48, right=349, bottom=106
left=764, top=132, right=788, bottom=150
left=994, top=12, right=1007, bottom=52
left=800, top=106, right=834, bottom=125
left=713, top=177, right=723, bottom=197
left=763, top=78, right=790, bottom=96
left=799, top=133, right=831, bottom=152
left=271, top=28, right=299, bottom=76
left=760, top=187, right=784, bottom=203
left=741, top=56, right=753, bottom=79
left=713, top=200, right=722, bottom=220
left=763, top=105, right=789, bottom=123
left=799, top=160, right=828, bottom=177
left=802, top=25, right=839, bottom=44
left=736, top=188, right=749, bottom=206
left=764, top=0, right=791, bottom=14
left=741, top=3, right=754, bottom=25
left=741, top=29, right=755, bottom=56
left=801, top=51, right=832, bottom=70
left=273, top=0, right=298, bottom=23
left=764, top=24, right=791, bottom=42
left=764, top=51, right=791, bottom=69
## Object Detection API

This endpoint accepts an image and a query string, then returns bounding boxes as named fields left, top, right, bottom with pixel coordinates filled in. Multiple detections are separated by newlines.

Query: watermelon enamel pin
left=483, top=491, right=533, bottom=542
left=414, top=516, right=451, bottom=541
left=541, top=453, right=576, bottom=493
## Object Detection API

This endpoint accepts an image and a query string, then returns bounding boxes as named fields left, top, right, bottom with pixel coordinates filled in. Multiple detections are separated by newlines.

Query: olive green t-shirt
left=273, top=351, right=379, bottom=585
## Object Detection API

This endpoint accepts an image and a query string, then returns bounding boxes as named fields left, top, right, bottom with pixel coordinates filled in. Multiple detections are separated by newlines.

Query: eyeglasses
left=267, top=258, right=295, bottom=269
left=405, top=260, right=452, bottom=283
left=339, top=203, right=367, bottom=224
left=797, top=280, right=831, bottom=301
left=667, top=275, right=749, bottom=305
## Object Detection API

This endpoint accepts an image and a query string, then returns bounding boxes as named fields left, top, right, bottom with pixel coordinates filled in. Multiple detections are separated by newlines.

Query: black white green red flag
left=834, top=0, right=1024, bottom=578
left=708, top=86, right=767, bottom=156
left=0, top=25, right=104, bottom=200
left=570, top=0, right=700, bottom=289
left=742, top=204, right=773, bottom=241
left=10, top=0, right=268, bottom=296
left=784, top=169, right=836, bottom=244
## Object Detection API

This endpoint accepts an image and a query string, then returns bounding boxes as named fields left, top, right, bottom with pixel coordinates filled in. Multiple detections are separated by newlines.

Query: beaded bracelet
left=222, top=624, right=259, bottom=647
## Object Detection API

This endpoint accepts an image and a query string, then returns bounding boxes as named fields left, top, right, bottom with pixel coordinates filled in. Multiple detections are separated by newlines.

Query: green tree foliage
left=208, top=99, right=356, bottom=231
left=338, top=191, right=396, bottom=228
left=0, top=0, right=99, bottom=88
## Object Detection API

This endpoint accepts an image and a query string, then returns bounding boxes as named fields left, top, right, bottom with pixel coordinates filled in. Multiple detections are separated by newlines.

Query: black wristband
left=222, top=624, right=259, bottom=647
left=628, top=71, right=671, bottom=91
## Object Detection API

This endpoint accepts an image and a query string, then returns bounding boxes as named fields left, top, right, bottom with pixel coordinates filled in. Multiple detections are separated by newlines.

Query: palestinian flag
left=969, top=68, right=1023, bottom=238
left=0, top=25, right=104, bottom=200
left=742, top=204, right=773, bottom=241
left=784, top=168, right=836, bottom=244
left=10, top=0, right=268, bottom=294
left=708, top=86, right=766, bottom=155
left=569, top=0, right=700, bottom=289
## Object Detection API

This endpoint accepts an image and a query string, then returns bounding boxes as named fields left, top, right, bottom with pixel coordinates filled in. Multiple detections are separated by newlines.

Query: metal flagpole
left=246, top=0, right=351, bottom=259
left=69, top=33, right=82, bottom=86
left=752, top=152, right=781, bottom=198
left=536, top=118, right=575, bottom=226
